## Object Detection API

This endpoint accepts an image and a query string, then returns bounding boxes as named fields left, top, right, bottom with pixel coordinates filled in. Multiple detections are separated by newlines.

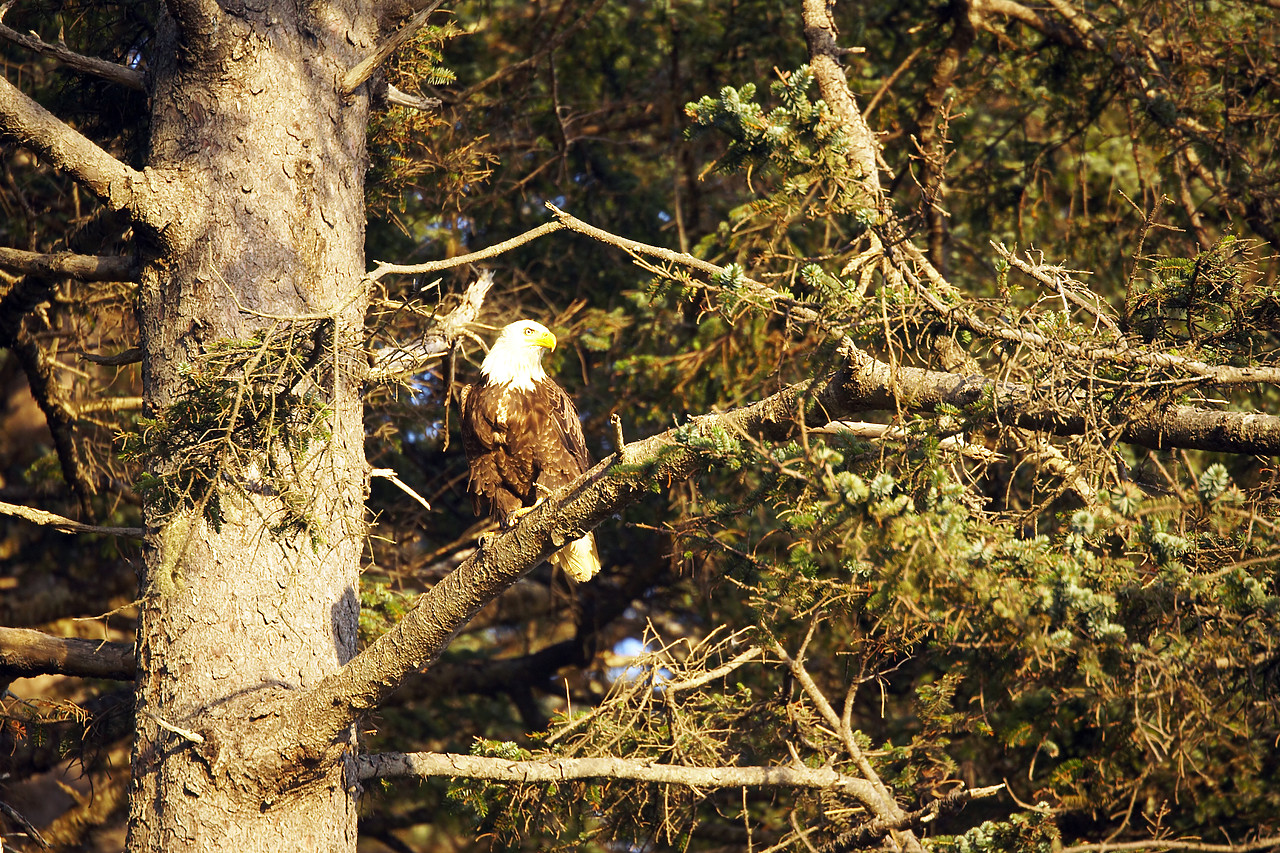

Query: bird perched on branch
left=459, top=320, right=601, bottom=582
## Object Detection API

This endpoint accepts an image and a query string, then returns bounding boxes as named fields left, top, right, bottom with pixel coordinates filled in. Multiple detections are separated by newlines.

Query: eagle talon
left=506, top=500, right=543, bottom=527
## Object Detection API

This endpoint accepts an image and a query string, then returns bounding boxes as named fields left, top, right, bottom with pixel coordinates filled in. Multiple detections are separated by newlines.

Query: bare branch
left=665, top=645, right=762, bottom=693
left=146, top=710, right=205, bottom=744
left=355, top=752, right=878, bottom=800
left=367, top=221, right=565, bottom=282
left=0, top=626, right=136, bottom=680
left=342, top=0, right=446, bottom=95
left=0, top=498, right=144, bottom=537
left=0, top=5, right=146, bottom=90
left=370, top=468, right=431, bottom=511
left=0, top=246, right=137, bottom=281
left=384, top=82, right=440, bottom=112
left=815, top=421, right=1001, bottom=463
left=366, top=269, right=494, bottom=381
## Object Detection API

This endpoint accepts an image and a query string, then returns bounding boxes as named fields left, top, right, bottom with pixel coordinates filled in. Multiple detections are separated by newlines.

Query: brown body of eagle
left=459, top=320, right=601, bottom=581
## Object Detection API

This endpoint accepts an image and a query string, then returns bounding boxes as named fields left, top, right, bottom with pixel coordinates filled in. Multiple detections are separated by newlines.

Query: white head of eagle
left=459, top=319, right=602, bottom=582
left=480, top=319, right=557, bottom=392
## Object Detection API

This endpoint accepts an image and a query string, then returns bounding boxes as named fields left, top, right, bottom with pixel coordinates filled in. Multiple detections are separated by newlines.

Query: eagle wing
left=533, top=378, right=593, bottom=494
left=460, top=382, right=522, bottom=520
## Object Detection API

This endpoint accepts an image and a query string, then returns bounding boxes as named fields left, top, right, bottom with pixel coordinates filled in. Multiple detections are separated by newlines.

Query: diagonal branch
left=342, top=0, right=446, bottom=95
left=0, top=74, right=187, bottom=233
left=0, top=4, right=146, bottom=90
left=773, top=638, right=911, bottom=837
left=9, top=337, right=95, bottom=513
left=0, top=626, right=136, bottom=680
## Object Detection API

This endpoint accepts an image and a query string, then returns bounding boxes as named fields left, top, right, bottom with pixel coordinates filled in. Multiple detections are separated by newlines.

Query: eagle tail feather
left=550, top=532, right=601, bottom=582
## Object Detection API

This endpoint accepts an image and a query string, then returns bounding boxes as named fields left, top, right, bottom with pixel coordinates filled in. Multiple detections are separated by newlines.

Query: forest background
left=1, top=0, right=1279, bottom=851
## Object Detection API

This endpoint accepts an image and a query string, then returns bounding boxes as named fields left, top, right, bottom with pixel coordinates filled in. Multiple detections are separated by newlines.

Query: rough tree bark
left=125, top=3, right=374, bottom=851
left=2, top=1, right=375, bottom=850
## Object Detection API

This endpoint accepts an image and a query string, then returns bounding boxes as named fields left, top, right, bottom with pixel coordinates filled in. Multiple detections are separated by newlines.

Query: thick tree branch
left=0, top=626, right=136, bottom=680
left=0, top=4, right=146, bottom=90
left=355, top=752, right=879, bottom=801
left=0, top=74, right=187, bottom=233
left=800, top=0, right=881, bottom=193
left=0, top=246, right=137, bottom=281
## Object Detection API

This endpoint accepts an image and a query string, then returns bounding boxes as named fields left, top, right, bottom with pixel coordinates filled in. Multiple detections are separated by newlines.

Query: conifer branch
left=295, top=336, right=1280, bottom=752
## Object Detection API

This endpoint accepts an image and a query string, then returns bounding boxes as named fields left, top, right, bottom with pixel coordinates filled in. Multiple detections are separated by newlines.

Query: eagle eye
left=524, top=327, right=534, bottom=335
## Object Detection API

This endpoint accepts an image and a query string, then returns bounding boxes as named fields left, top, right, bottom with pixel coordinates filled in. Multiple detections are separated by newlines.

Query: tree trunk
left=126, top=3, right=373, bottom=851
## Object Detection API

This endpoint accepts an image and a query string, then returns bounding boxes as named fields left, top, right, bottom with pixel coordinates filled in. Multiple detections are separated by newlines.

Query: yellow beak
left=536, top=330, right=557, bottom=351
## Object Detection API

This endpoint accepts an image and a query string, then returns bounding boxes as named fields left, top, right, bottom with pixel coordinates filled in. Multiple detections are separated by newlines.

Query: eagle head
left=480, top=320, right=558, bottom=389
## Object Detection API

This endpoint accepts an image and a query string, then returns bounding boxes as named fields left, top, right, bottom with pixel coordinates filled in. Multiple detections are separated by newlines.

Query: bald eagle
left=459, top=320, right=601, bottom=582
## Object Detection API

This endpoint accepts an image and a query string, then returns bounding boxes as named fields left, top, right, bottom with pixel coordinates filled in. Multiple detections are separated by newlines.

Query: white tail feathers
left=549, top=532, right=601, bottom=582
